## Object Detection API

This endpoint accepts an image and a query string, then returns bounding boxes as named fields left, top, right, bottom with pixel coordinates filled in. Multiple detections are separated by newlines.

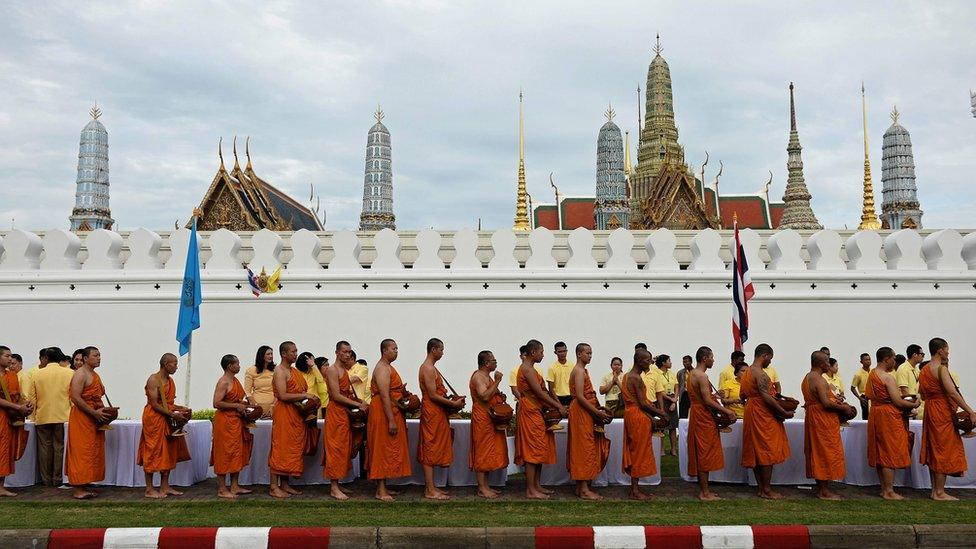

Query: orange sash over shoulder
left=514, top=367, right=555, bottom=465
left=0, top=371, right=28, bottom=477
left=567, top=369, right=609, bottom=480
left=866, top=369, right=910, bottom=469
left=621, top=372, right=657, bottom=479
left=137, top=377, right=191, bottom=473
left=268, top=366, right=308, bottom=477
left=687, top=374, right=723, bottom=476
left=65, top=372, right=106, bottom=485
left=919, top=364, right=966, bottom=476
left=324, top=370, right=359, bottom=479
left=740, top=368, right=790, bottom=468
left=801, top=376, right=845, bottom=481
left=366, top=367, right=411, bottom=480
left=468, top=378, right=508, bottom=473
left=417, top=370, right=453, bottom=467
left=210, top=377, right=252, bottom=475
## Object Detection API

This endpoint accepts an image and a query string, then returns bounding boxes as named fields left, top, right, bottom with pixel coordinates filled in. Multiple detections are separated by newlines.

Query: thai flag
left=731, top=220, right=755, bottom=351
left=245, top=268, right=262, bottom=297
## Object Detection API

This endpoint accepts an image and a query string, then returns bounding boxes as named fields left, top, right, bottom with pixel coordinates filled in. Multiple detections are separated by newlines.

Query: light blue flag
left=175, top=218, right=201, bottom=356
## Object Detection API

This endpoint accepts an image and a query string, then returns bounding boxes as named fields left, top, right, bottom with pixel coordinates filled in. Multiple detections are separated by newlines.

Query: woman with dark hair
left=244, top=346, right=275, bottom=418
left=71, top=349, right=85, bottom=371
left=297, top=352, right=329, bottom=418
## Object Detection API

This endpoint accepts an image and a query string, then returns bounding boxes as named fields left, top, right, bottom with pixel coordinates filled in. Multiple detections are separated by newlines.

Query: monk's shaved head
left=159, top=353, right=178, bottom=367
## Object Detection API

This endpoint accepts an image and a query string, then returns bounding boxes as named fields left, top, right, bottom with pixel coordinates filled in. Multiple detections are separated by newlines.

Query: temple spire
left=779, top=82, right=821, bottom=229
left=623, top=131, right=632, bottom=177
left=69, top=103, right=113, bottom=231
left=881, top=105, right=922, bottom=229
left=244, top=136, right=252, bottom=171
left=858, top=82, right=882, bottom=230
left=232, top=136, right=241, bottom=171
left=218, top=137, right=225, bottom=172
left=513, top=90, right=530, bottom=231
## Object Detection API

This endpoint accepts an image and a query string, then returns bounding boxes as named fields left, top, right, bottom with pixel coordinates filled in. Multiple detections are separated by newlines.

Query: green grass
left=1, top=499, right=975, bottom=529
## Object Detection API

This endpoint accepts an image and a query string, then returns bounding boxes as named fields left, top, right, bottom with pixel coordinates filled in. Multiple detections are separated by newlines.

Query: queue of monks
left=0, top=336, right=973, bottom=502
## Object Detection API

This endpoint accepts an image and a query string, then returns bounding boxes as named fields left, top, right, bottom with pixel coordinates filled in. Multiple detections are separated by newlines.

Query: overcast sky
left=1, top=1, right=974, bottom=232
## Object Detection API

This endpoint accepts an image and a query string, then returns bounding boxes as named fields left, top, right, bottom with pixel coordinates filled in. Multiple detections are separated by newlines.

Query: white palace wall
left=1, top=226, right=975, bottom=417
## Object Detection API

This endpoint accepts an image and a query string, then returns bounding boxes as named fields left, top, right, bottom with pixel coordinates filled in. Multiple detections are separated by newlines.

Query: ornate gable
left=634, top=162, right=719, bottom=230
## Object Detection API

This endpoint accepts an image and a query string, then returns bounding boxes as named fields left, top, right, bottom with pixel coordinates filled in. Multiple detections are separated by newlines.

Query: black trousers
left=860, top=399, right=870, bottom=420
left=557, top=395, right=573, bottom=406
left=679, top=391, right=691, bottom=419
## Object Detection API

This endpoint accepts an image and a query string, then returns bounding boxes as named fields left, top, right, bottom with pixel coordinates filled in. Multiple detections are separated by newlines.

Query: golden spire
left=245, top=136, right=253, bottom=171
left=218, top=137, right=225, bottom=172
left=623, top=130, right=632, bottom=178
left=232, top=136, right=241, bottom=171
left=858, top=82, right=881, bottom=230
left=513, top=90, right=530, bottom=231
left=653, top=33, right=662, bottom=56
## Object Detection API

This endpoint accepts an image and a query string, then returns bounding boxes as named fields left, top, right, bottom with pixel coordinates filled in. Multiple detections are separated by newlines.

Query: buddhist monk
left=367, top=339, right=412, bottom=501
left=66, top=346, right=111, bottom=499
left=418, top=338, right=465, bottom=500
left=741, top=343, right=793, bottom=499
left=687, top=346, right=735, bottom=501
left=0, top=345, right=32, bottom=497
left=802, top=350, right=850, bottom=500
left=211, top=354, right=253, bottom=499
left=324, top=341, right=363, bottom=500
left=920, top=338, right=976, bottom=501
left=622, top=348, right=666, bottom=500
left=567, top=343, right=612, bottom=500
left=137, top=353, right=191, bottom=498
left=866, top=346, right=919, bottom=500
left=515, top=339, right=567, bottom=499
left=469, top=350, right=508, bottom=499
left=268, top=341, right=316, bottom=499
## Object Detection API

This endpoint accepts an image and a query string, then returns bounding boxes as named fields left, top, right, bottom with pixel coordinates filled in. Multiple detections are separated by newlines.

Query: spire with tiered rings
left=778, top=82, right=822, bottom=229
left=513, top=90, right=531, bottom=231
left=858, top=83, right=882, bottom=230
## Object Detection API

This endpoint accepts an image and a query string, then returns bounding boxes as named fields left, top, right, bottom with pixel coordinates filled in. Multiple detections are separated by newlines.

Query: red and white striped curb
left=44, top=525, right=807, bottom=549
left=536, top=525, right=810, bottom=548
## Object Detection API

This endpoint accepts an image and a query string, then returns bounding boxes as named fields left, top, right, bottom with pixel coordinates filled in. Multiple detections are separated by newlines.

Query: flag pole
left=184, top=342, right=192, bottom=407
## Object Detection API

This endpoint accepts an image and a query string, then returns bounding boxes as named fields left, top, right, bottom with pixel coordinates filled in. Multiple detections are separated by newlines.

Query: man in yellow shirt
left=29, top=348, right=74, bottom=486
left=348, top=351, right=371, bottom=404
left=718, top=350, right=746, bottom=389
left=823, top=358, right=845, bottom=400
left=640, top=356, right=667, bottom=412
left=896, top=344, right=924, bottom=419
left=546, top=341, right=575, bottom=406
left=719, top=361, right=747, bottom=419
left=850, top=353, right=872, bottom=420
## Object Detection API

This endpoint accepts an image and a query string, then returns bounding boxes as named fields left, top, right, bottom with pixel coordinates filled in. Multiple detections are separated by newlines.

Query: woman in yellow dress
left=719, top=361, right=747, bottom=419
left=244, top=345, right=275, bottom=418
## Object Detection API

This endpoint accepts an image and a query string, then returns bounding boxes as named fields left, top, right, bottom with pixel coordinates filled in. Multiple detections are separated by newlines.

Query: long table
left=678, top=419, right=976, bottom=489
left=7, top=417, right=660, bottom=488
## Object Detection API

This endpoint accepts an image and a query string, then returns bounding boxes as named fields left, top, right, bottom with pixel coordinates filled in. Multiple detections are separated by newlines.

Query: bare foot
left=759, top=490, right=785, bottom=500
left=387, top=489, right=400, bottom=496
left=283, top=485, right=301, bottom=495
left=579, top=490, right=603, bottom=501
left=538, top=486, right=554, bottom=495
left=424, top=490, right=450, bottom=500
left=0, top=488, right=17, bottom=497
left=330, top=488, right=349, bottom=501
left=931, top=492, right=958, bottom=501
left=339, top=485, right=353, bottom=495
left=232, top=487, right=253, bottom=495
left=881, top=491, right=904, bottom=500
left=818, top=491, right=842, bottom=501
left=269, top=487, right=292, bottom=499
left=217, top=491, right=238, bottom=499
left=698, top=492, right=721, bottom=501
left=144, top=490, right=166, bottom=499
left=526, top=490, right=550, bottom=500
left=478, top=488, right=499, bottom=499
left=375, top=493, right=395, bottom=502
left=164, top=488, right=183, bottom=496
left=72, top=491, right=96, bottom=500
left=629, top=489, right=649, bottom=501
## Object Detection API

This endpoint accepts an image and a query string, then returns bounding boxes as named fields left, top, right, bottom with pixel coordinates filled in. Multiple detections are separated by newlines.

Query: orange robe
left=514, top=367, right=556, bottom=465
left=802, top=376, right=845, bottom=481
left=866, top=369, right=910, bottom=469
left=740, top=368, right=790, bottom=468
left=919, top=365, right=967, bottom=475
left=0, top=371, right=28, bottom=477
left=65, top=372, right=106, bottom=485
left=468, top=380, right=508, bottom=472
left=417, top=370, right=454, bottom=467
left=687, top=374, right=723, bottom=476
left=210, top=377, right=253, bottom=475
left=567, top=369, right=609, bottom=480
left=268, top=366, right=309, bottom=477
left=324, top=370, right=361, bottom=479
left=137, top=377, right=191, bottom=473
left=621, top=372, right=657, bottom=479
left=366, top=366, right=411, bottom=479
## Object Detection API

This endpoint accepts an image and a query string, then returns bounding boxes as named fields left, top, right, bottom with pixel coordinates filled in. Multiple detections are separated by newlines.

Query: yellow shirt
left=641, top=368, right=667, bottom=402
left=719, top=376, right=745, bottom=419
left=851, top=368, right=871, bottom=396
left=718, top=364, right=735, bottom=389
left=766, top=365, right=780, bottom=391
left=659, top=368, right=678, bottom=396
left=244, top=365, right=275, bottom=411
left=348, top=363, right=371, bottom=403
left=545, top=360, right=575, bottom=397
left=599, top=372, right=622, bottom=401
left=895, top=362, right=920, bottom=395
left=28, top=364, right=73, bottom=424
left=822, top=372, right=845, bottom=400
left=300, top=366, right=329, bottom=417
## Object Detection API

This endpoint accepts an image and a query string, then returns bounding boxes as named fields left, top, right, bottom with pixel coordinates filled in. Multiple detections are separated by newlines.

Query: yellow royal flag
left=264, top=266, right=282, bottom=294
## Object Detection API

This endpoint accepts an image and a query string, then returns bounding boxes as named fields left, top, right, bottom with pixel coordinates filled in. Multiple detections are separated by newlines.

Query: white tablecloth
left=678, top=419, right=976, bottom=489
left=6, top=423, right=38, bottom=488
left=539, top=419, right=662, bottom=487
left=237, top=420, right=359, bottom=486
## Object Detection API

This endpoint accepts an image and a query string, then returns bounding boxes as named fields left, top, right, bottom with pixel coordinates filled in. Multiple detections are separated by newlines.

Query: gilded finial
left=890, top=105, right=900, bottom=124
left=604, top=102, right=615, bottom=122
left=232, top=136, right=240, bottom=170
left=245, top=136, right=252, bottom=170
left=653, top=33, right=662, bottom=55
left=789, top=82, right=797, bottom=132
left=218, top=137, right=225, bottom=172
left=374, top=104, right=385, bottom=123
left=89, top=102, right=101, bottom=120
left=858, top=82, right=882, bottom=230
left=733, top=211, right=738, bottom=224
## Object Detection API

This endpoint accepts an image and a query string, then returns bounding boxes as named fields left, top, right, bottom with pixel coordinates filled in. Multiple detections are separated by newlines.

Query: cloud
left=0, top=0, right=974, bottom=231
